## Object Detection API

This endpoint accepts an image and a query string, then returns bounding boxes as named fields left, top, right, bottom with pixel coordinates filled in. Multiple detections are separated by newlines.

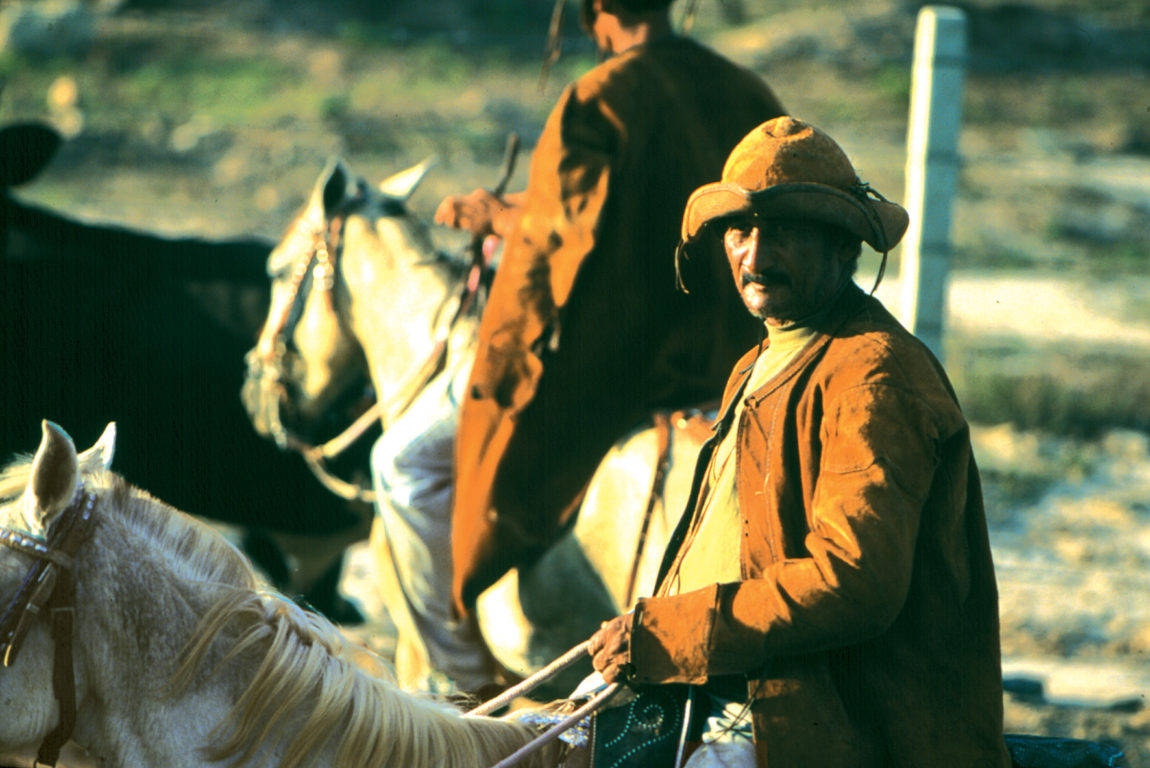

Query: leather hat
left=681, top=117, right=909, bottom=252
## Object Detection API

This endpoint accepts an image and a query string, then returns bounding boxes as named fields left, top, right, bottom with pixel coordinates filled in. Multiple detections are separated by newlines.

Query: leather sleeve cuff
left=628, top=585, right=720, bottom=685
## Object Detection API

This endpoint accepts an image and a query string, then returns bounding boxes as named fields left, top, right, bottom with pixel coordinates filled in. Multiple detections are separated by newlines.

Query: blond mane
left=170, top=588, right=551, bottom=768
left=1, top=458, right=545, bottom=768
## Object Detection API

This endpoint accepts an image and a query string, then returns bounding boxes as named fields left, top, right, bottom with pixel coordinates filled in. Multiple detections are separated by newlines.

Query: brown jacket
left=451, top=36, right=785, bottom=612
left=631, top=285, right=1010, bottom=767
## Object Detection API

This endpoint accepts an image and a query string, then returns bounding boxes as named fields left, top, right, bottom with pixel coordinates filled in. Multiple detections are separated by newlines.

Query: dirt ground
left=4, top=0, right=1149, bottom=763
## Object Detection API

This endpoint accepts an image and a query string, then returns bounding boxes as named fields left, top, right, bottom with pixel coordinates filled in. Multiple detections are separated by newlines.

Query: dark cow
left=1, top=121, right=370, bottom=621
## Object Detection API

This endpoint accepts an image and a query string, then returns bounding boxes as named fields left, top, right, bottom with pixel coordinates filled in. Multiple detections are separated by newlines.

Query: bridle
left=243, top=186, right=462, bottom=504
left=0, top=489, right=97, bottom=768
left=243, top=188, right=385, bottom=503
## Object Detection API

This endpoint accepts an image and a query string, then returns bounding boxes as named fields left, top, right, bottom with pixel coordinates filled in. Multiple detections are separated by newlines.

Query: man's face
left=722, top=216, right=853, bottom=326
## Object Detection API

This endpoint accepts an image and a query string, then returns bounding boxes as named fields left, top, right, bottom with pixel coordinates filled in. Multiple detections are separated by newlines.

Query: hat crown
left=721, top=117, right=859, bottom=195
left=679, top=116, right=909, bottom=253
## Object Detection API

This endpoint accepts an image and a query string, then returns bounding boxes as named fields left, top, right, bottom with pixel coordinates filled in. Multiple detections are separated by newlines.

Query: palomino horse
left=0, top=421, right=558, bottom=768
left=241, top=159, right=708, bottom=694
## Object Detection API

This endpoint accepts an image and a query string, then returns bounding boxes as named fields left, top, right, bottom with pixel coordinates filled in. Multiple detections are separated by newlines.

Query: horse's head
left=241, top=156, right=440, bottom=449
left=0, top=421, right=112, bottom=759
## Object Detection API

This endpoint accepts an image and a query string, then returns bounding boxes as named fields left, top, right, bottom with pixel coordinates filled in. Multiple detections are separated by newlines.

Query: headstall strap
left=244, top=211, right=339, bottom=452
left=0, top=489, right=97, bottom=768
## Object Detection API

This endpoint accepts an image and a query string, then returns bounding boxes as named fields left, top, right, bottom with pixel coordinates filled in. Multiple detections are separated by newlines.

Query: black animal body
left=1, top=121, right=368, bottom=619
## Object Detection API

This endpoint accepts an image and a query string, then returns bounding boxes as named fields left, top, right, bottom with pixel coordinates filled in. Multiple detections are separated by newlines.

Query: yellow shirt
left=667, top=323, right=816, bottom=596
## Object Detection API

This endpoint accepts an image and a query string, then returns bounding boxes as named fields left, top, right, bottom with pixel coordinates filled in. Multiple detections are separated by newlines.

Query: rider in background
left=378, top=0, right=785, bottom=695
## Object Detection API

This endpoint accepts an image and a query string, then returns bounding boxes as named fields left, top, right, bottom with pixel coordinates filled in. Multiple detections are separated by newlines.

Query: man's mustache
left=742, top=270, right=791, bottom=288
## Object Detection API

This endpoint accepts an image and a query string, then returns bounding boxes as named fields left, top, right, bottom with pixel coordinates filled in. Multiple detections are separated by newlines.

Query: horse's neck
left=71, top=531, right=242, bottom=765
left=340, top=216, right=465, bottom=409
left=74, top=688, right=240, bottom=768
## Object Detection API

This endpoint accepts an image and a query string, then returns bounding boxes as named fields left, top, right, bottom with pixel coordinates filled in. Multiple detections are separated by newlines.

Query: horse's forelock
left=376, top=194, right=407, bottom=219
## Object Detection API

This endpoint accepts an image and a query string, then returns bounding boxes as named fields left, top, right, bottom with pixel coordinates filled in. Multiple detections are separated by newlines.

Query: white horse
left=0, top=421, right=559, bottom=768
left=240, top=159, right=708, bottom=694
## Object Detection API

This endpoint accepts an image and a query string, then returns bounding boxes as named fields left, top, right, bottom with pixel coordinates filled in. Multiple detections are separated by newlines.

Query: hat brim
left=682, top=181, right=909, bottom=252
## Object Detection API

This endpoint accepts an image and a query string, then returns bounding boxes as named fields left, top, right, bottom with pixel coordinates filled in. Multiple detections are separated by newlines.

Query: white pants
left=684, top=740, right=757, bottom=767
left=686, top=686, right=756, bottom=767
left=371, top=354, right=494, bottom=692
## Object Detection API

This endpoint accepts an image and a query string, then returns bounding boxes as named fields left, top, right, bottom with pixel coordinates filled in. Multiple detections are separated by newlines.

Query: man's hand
left=435, top=188, right=520, bottom=239
left=588, top=613, right=635, bottom=684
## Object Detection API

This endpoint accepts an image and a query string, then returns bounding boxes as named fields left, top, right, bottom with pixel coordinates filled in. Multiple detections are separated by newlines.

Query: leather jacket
left=631, top=285, right=1011, bottom=767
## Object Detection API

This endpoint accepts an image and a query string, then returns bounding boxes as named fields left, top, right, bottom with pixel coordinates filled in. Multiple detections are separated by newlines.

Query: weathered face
left=722, top=216, right=854, bottom=326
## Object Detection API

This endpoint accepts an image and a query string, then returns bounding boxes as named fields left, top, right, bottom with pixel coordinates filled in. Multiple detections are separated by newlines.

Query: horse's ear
left=77, top=422, right=116, bottom=473
left=320, top=157, right=361, bottom=215
left=24, top=421, right=79, bottom=529
left=379, top=156, right=438, bottom=202
left=304, top=158, right=353, bottom=223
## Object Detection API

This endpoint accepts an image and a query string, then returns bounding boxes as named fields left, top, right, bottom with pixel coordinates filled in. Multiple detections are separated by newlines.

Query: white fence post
left=899, top=6, right=968, bottom=361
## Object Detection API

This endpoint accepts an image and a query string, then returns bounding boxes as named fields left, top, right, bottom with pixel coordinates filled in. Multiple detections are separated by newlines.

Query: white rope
left=488, top=683, right=622, bottom=768
left=466, top=641, right=592, bottom=717
left=464, top=640, right=625, bottom=768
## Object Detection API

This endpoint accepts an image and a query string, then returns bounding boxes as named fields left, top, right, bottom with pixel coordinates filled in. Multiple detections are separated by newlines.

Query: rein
left=0, top=489, right=97, bottom=768
left=466, top=641, right=623, bottom=768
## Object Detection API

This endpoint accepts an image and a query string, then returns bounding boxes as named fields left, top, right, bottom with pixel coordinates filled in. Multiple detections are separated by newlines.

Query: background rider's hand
left=435, top=188, right=520, bottom=240
left=588, top=613, right=635, bottom=684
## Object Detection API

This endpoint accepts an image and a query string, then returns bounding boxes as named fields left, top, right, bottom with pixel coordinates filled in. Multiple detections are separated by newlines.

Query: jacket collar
left=714, top=282, right=873, bottom=434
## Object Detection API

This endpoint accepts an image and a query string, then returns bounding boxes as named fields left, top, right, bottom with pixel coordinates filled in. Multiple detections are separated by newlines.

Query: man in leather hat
left=372, top=0, right=785, bottom=693
left=587, top=116, right=1010, bottom=767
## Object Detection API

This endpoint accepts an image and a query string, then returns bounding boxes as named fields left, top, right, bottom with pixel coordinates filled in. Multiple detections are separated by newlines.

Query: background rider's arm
left=434, top=188, right=527, bottom=240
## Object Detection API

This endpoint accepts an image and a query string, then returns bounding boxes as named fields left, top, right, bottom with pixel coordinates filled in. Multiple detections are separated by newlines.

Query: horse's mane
left=169, top=562, right=546, bottom=768
left=170, top=588, right=550, bottom=768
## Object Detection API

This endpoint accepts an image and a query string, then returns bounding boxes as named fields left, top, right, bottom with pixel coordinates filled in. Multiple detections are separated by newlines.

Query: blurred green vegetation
left=125, top=56, right=307, bottom=125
